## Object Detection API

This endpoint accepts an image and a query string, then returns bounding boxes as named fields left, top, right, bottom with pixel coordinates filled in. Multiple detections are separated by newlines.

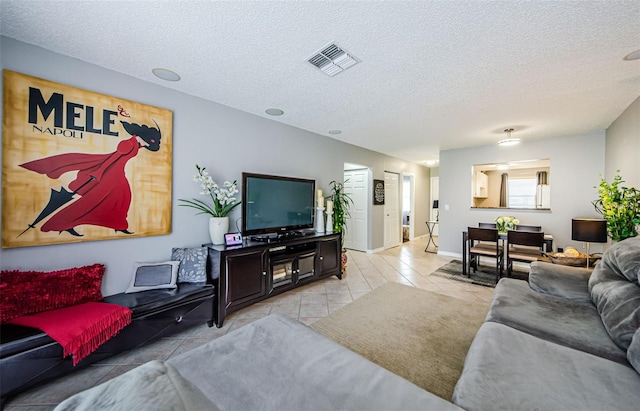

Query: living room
left=0, top=1, right=638, bottom=295
left=1, top=1, right=639, bottom=410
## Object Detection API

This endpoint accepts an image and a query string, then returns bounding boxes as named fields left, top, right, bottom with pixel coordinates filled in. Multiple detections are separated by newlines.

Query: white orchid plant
left=494, top=216, right=519, bottom=233
left=178, top=164, right=240, bottom=217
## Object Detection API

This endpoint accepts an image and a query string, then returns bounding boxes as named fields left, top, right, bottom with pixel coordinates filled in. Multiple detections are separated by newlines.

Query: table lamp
left=571, top=218, right=607, bottom=267
left=433, top=200, right=439, bottom=221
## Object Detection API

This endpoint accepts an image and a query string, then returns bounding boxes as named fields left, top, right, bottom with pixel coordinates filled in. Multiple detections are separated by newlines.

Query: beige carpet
left=311, top=282, right=489, bottom=400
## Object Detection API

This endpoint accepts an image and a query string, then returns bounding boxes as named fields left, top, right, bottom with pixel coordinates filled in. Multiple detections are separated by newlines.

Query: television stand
left=207, top=232, right=342, bottom=327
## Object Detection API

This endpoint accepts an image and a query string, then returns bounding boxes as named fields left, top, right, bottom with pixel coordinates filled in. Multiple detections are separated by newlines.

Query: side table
left=425, top=220, right=438, bottom=253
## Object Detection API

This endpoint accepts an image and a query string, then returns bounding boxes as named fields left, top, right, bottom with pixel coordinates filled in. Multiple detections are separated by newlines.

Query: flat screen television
left=242, top=172, right=315, bottom=236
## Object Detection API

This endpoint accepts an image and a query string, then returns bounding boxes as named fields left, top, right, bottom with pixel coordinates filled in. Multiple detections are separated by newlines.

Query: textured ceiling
left=1, top=1, right=639, bottom=164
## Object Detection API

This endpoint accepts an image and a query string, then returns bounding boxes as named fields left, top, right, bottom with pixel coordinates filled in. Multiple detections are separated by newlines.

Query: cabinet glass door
left=297, top=253, right=316, bottom=282
left=271, top=260, right=293, bottom=288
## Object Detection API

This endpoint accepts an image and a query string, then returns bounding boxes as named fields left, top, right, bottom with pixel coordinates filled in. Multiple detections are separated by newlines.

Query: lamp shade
left=433, top=200, right=439, bottom=209
left=571, top=218, right=607, bottom=243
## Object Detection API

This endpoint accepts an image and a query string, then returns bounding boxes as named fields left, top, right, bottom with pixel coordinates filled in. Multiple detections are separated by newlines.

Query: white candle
left=317, top=189, right=323, bottom=199
left=317, top=196, right=324, bottom=208
left=326, top=199, right=333, bottom=212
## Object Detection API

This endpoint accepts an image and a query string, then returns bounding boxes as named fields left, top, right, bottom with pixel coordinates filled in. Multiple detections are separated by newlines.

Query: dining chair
left=467, top=227, right=503, bottom=282
left=476, top=223, right=500, bottom=248
left=506, top=230, right=545, bottom=277
left=515, top=224, right=542, bottom=232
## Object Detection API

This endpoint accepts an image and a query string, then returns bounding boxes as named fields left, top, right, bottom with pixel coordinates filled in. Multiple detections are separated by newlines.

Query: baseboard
left=437, top=251, right=462, bottom=258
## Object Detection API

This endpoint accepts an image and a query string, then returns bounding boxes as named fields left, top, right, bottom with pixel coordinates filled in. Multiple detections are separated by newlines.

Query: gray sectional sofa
left=55, top=237, right=640, bottom=410
left=453, top=236, right=640, bottom=410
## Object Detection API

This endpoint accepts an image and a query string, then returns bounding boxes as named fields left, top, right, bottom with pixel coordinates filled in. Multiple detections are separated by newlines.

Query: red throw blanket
left=9, top=302, right=132, bottom=365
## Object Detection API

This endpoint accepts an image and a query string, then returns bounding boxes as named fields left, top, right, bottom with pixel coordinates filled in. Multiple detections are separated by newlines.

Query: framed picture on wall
left=373, top=179, right=385, bottom=205
left=1, top=70, right=173, bottom=248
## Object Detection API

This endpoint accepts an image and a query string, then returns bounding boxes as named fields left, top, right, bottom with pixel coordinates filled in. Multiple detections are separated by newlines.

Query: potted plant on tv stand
left=329, top=179, right=353, bottom=274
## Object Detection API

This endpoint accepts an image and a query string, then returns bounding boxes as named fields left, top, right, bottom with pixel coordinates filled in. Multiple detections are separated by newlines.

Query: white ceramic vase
left=209, top=216, right=229, bottom=245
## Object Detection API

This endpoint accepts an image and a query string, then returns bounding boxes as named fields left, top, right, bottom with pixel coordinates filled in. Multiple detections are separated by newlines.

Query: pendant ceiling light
left=498, top=128, right=520, bottom=146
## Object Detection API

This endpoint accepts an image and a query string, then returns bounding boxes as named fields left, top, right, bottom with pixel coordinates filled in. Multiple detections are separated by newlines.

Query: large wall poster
left=2, top=70, right=173, bottom=248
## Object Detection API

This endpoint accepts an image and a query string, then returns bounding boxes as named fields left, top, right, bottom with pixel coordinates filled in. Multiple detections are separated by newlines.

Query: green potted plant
left=592, top=171, right=640, bottom=242
left=329, top=179, right=353, bottom=272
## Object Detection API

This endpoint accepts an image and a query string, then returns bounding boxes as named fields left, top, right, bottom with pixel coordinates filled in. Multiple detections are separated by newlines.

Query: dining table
left=461, top=230, right=554, bottom=277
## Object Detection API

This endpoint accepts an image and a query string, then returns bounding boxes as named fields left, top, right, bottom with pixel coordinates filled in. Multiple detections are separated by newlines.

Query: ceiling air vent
left=307, top=43, right=359, bottom=77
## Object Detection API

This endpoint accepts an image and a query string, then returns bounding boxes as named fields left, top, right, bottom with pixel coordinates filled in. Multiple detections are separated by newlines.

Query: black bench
left=0, top=283, right=215, bottom=407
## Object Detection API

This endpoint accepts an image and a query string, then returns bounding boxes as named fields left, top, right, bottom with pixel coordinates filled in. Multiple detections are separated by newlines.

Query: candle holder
left=325, top=211, right=334, bottom=233
left=315, top=207, right=325, bottom=233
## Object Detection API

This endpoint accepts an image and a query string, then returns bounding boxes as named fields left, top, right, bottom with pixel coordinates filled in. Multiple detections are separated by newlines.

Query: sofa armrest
left=529, top=261, right=592, bottom=302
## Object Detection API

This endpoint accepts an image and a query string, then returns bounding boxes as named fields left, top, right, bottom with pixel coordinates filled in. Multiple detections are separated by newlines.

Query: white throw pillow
left=125, top=261, right=179, bottom=293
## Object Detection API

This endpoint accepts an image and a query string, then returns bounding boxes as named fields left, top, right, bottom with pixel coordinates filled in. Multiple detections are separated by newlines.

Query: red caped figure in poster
left=19, top=121, right=161, bottom=237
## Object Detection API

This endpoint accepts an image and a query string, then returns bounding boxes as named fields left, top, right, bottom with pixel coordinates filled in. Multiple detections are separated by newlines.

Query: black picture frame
left=373, top=179, right=385, bottom=205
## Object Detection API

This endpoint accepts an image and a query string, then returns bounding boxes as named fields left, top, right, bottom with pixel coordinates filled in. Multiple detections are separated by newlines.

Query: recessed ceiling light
left=425, top=159, right=439, bottom=166
left=265, top=108, right=284, bottom=116
left=624, top=49, right=640, bottom=61
left=152, top=68, right=180, bottom=82
left=328, top=130, right=342, bottom=135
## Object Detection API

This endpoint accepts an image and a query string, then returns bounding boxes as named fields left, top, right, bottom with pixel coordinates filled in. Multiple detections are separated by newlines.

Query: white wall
left=438, top=132, right=605, bottom=256
left=605, top=96, right=640, bottom=187
left=0, top=37, right=430, bottom=294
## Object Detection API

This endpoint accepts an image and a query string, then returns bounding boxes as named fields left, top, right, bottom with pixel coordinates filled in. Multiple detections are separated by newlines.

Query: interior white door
left=344, top=169, right=368, bottom=251
left=384, top=172, right=401, bottom=249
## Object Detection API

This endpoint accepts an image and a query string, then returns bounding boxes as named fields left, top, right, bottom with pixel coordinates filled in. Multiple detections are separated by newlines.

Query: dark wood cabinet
left=224, top=249, right=267, bottom=310
left=208, top=233, right=341, bottom=327
left=317, top=236, right=341, bottom=277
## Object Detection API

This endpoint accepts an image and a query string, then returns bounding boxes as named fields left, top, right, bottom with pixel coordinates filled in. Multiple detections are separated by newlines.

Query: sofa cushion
left=168, top=314, right=463, bottom=411
left=487, top=278, right=627, bottom=363
left=0, top=264, right=104, bottom=323
left=529, top=261, right=592, bottom=302
left=628, top=327, right=640, bottom=374
left=453, top=322, right=640, bottom=411
left=54, top=360, right=218, bottom=411
left=589, top=236, right=640, bottom=350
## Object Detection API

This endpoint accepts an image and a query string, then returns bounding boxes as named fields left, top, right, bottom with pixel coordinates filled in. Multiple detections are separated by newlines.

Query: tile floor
left=4, top=236, right=494, bottom=410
